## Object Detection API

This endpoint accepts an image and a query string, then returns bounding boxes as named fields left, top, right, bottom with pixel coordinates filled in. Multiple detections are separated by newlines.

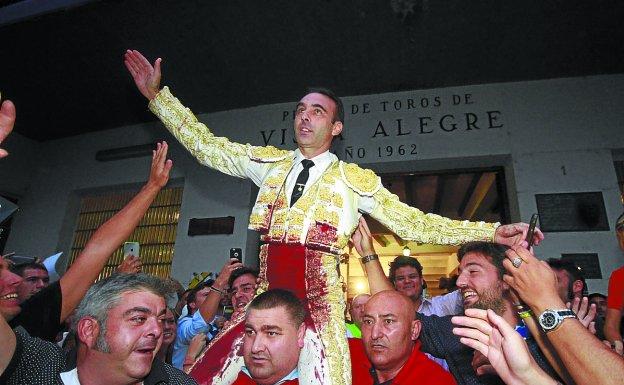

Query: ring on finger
left=512, top=257, right=523, bottom=268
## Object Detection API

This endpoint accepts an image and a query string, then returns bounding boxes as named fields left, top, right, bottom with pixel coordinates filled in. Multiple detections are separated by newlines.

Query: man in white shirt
left=389, top=256, right=463, bottom=317
left=61, top=273, right=197, bottom=385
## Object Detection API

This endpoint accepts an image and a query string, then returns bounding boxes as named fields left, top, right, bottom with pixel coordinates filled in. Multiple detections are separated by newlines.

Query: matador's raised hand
left=124, top=49, right=162, bottom=100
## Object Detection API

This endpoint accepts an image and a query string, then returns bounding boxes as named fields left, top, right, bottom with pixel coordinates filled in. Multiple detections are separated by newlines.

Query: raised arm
left=196, top=258, right=242, bottom=324
left=124, top=49, right=161, bottom=101
left=452, top=308, right=558, bottom=385
left=369, top=187, right=542, bottom=247
left=124, top=50, right=284, bottom=183
left=350, top=217, right=393, bottom=294
left=59, top=141, right=172, bottom=322
left=0, top=96, right=16, bottom=159
left=504, top=246, right=624, bottom=385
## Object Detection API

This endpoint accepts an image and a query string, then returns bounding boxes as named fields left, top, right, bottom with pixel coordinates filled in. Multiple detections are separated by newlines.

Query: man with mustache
left=60, top=274, right=197, bottom=385
left=1, top=262, right=198, bottom=384
left=125, top=50, right=542, bottom=385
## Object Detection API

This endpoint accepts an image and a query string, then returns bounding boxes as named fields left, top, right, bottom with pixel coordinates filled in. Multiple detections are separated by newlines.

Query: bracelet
left=360, top=254, right=379, bottom=264
left=209, top=286, right=227, bottom=296
left=518, top=310, right=533, bottom=319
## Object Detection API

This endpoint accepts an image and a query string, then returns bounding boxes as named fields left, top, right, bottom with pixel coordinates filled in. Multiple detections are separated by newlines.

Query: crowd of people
left=1, top=49, right=624, bottom=385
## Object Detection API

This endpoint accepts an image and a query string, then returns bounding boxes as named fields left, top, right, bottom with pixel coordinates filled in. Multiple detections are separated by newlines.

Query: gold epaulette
left=247, top=146, right=292, bottom=162
left=339, top=161, right=382, bottom=196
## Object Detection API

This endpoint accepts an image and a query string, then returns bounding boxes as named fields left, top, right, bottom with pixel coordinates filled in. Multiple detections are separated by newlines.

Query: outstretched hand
left=214, top=258, right=244, bottom=290
left=0, top=97, right=16, bottom=159
left=124, top=49, right=162, bottom=100
left=567, top=297, right=597, bottom=333
left=148, top=141, right=173, bottom=188
left=494, top=222, right=544, bottom=248
left=453, top=308, right=557, bottom=385
left=350, top=217, right=376, bottom=257
left=502, top=245, right=563, bottom=312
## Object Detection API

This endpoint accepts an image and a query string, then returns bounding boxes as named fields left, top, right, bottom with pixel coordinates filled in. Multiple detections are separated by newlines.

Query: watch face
left=542, top=313, right=556, bottom=328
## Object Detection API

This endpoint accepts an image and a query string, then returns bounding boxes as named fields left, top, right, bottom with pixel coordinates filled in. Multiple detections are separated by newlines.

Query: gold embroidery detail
left=336, top=234, right=349, bottom=249
left=339, top=161, right=382, bottom=196
left=317, top=251, right=351, bottom=385
left=372, top=188, right=498, bottom=245
left=289, top=215, right=305, bottom=227
left=314, top=206, right=339, bottom=227
left=248, top=146, right=291, bottom=162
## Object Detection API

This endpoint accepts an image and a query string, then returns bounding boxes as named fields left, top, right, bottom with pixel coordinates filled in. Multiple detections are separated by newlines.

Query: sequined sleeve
left=149, top=86, right=261, bottom=181
left=370, top=187, right=499, bottom=245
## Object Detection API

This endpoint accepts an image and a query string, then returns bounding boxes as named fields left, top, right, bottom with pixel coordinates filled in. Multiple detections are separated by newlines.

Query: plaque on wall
left=188, top=216, right=235, bottom=236
left=535, top=192, right=609, bottom=232
left=561, top=253, right=602, bottom=279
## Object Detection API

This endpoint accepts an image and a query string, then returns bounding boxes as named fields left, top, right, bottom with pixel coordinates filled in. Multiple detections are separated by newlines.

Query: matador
left=124, top=49, right=541, bottom=385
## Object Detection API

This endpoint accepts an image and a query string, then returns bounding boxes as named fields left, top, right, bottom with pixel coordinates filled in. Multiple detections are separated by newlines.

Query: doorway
left=342, top=167, right=510, bottom=299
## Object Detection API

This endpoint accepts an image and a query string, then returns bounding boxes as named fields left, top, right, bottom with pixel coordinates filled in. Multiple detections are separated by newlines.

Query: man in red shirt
left=231, top=289, right=305, bottom=385
left=605, top=264, right=624, bottom=345
left=350, top=290, right=456, bottom=385
left=605, top=214, right=624, bottom=346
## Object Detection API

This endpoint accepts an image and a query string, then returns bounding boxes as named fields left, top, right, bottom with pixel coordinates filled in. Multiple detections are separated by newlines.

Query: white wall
left=4, top=74, right=624, bottom=292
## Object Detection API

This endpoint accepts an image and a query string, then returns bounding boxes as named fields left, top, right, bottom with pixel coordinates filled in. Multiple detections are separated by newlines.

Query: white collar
left=59, top=368, right=80, bottom=385
left=240, top=366, right=298, bottom=385
left=292, top=149, right=336, bottom=169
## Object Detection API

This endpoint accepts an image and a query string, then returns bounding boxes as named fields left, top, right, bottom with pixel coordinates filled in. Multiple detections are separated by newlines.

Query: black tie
left=290, top=159, right=315, bottom=206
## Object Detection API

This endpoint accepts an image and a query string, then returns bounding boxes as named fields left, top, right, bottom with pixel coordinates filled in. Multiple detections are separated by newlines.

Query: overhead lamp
left=402, top=245, right=411, bottom=257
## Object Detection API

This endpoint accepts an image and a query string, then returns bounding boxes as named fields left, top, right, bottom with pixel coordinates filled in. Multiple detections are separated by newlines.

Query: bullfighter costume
left=149, top=87, right=498, bottom=385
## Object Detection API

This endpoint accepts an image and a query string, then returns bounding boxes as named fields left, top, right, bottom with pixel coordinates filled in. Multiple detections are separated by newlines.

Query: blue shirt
left=172, top=310, right=218, bottom=369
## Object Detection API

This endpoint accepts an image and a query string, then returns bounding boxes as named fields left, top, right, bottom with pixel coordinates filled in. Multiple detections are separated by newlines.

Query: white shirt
left=59, top=368, right=80, bottom=385
left=285, top=149, right=375, bottom=213
left=241, top=366, right=298, bottom=385
left=418, top=289, right=463, bottom=317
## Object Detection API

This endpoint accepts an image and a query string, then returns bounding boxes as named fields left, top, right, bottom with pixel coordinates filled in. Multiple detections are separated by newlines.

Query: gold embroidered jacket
left=149, top=87, right=498, bottom=252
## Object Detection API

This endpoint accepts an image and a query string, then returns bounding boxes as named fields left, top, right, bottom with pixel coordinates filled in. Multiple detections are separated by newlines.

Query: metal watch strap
left=539, top=309, right=576, bottom=333
left=360, top=254, right=379, bottom=264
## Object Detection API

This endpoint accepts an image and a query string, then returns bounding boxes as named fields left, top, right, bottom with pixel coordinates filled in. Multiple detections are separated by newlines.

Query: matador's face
left=294, top=93, right=342, bottom=156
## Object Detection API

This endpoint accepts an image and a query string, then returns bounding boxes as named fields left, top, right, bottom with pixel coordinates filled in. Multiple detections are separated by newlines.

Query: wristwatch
left=537, top=309, right=576, bottom=333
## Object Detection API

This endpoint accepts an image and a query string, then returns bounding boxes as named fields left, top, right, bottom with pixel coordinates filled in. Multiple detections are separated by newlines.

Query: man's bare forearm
left=362, top=258, right=393, bottom=294
left=522, top=314, right=574, bottom=384
left=604, top=308, right=623, bottom=343
left=530, top=302, right=624, bottom=385
left=59, top=182, right=162, bottom=321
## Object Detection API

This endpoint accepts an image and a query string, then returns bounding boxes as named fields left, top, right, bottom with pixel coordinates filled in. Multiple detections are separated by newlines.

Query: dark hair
left=388, top=256, right=423, bottom=284
left=247, top=289, right=305, bottom=326
left=588, top=292, right=606, bottom=301
left=305, top=87, right=344, bottom=124
left=457, top=242, right=508, bottom=279
left=228, top=266, right=259, bottom=288
left=186, top=279, right=214, bottom=305
left=547, top=258, right=587, bottom=297
left=10, top=261, right=48, bottom=277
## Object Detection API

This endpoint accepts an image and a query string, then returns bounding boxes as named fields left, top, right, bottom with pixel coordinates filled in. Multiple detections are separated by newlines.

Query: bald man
left=346, top=294, right=370, bottom=338
left=349, top=290, right=456, bottom=385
